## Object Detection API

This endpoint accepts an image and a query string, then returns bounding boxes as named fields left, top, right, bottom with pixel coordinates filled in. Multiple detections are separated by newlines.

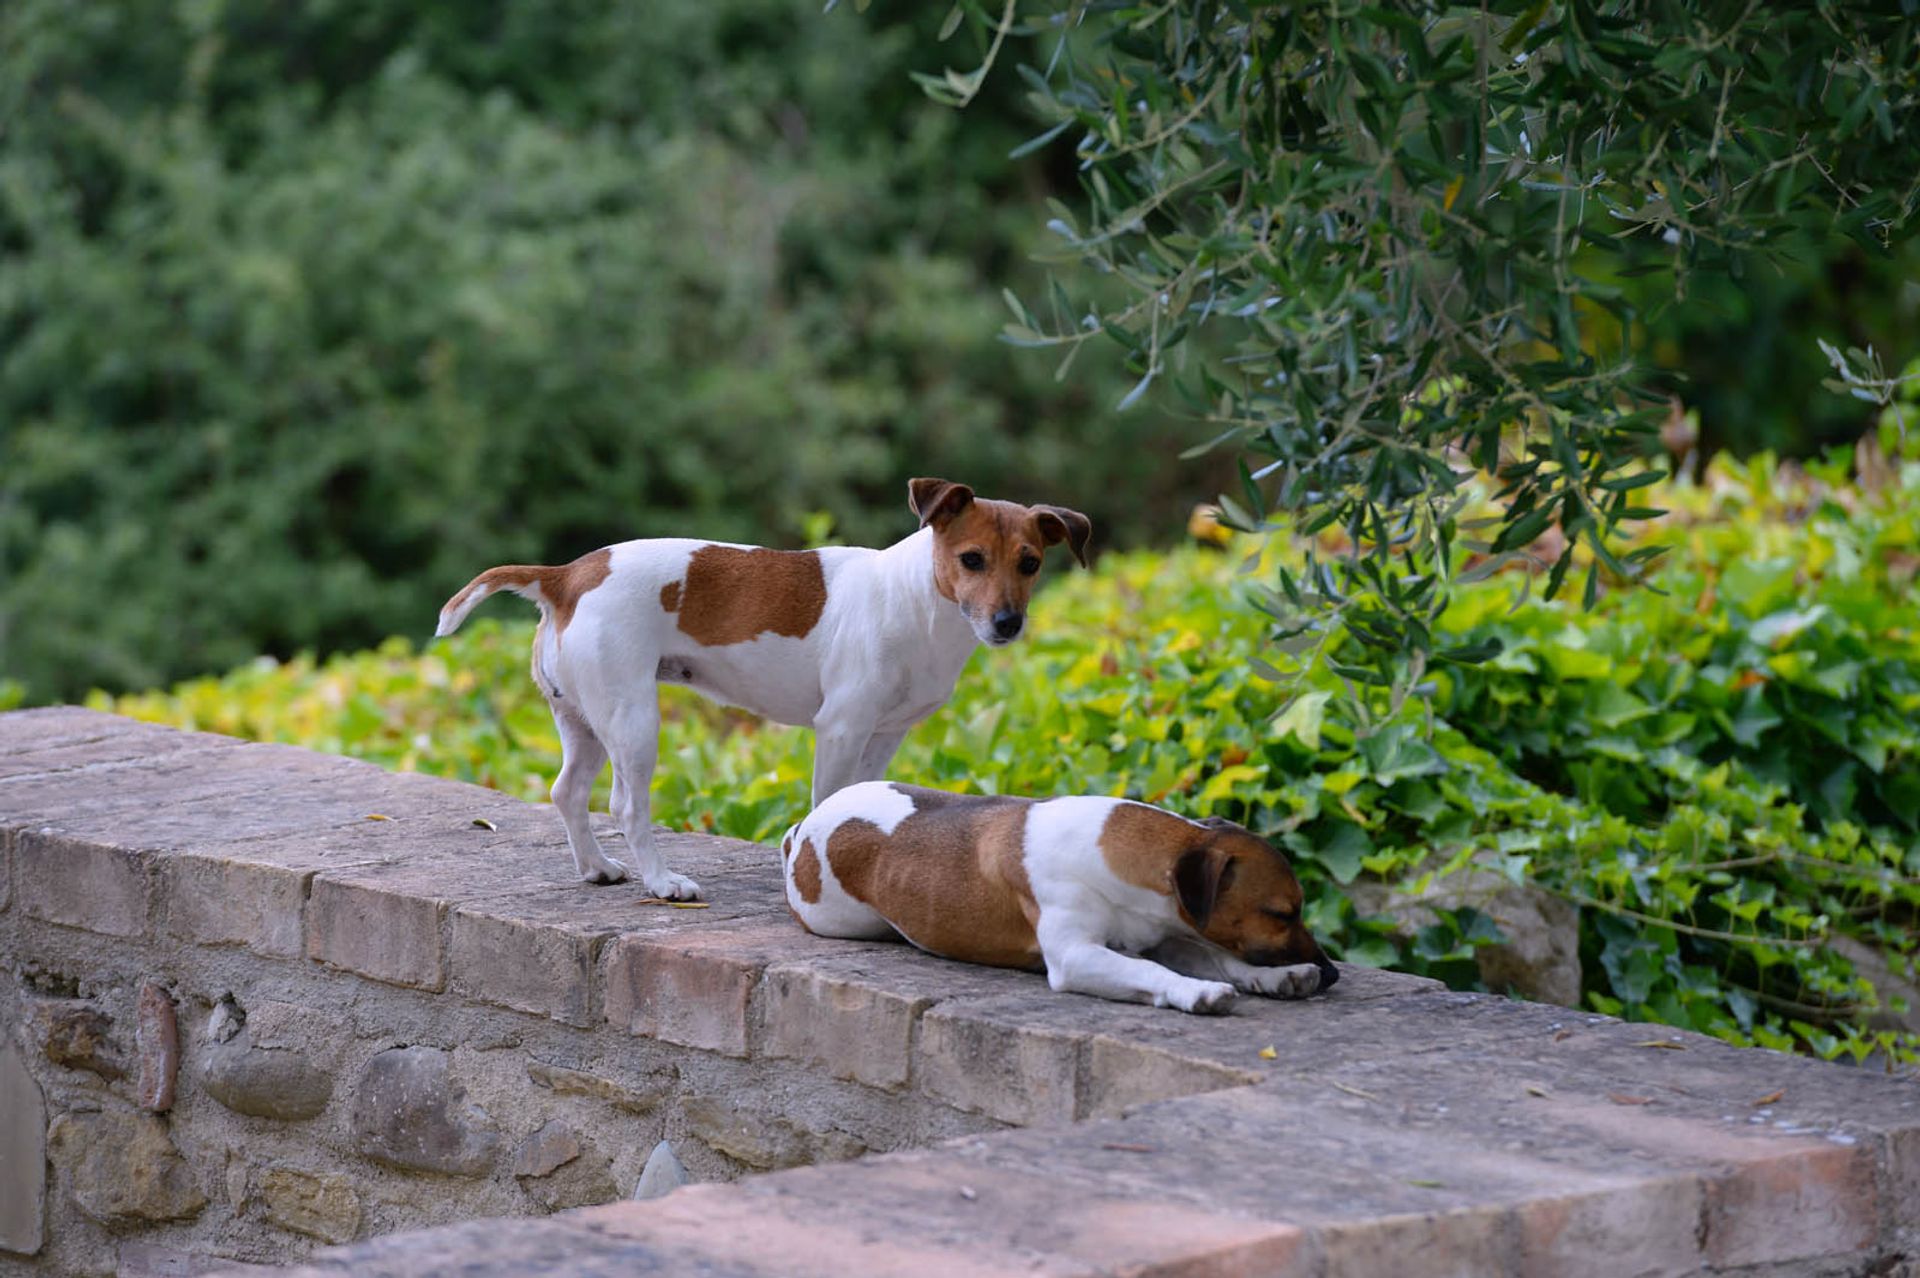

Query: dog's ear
left=1033, top=505, right=1092, bottom=566
left=1173, top=846, right=1233, bottom=928
left=1194, top=816, right=1238, bottom=832
left=909, top=478, right=975, bottom=529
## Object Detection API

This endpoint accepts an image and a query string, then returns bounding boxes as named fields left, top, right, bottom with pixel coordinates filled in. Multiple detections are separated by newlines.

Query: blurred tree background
left=2, top=0, right=1914, bottom=705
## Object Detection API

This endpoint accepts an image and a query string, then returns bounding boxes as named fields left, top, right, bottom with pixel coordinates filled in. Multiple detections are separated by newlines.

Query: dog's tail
left=435, top=565, right=555, bottom=637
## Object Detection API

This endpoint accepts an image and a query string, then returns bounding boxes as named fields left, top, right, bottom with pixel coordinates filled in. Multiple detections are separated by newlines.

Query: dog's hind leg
left=550, top=706, right=630, bottom=885
left=605, top=691, right=701, bottom=901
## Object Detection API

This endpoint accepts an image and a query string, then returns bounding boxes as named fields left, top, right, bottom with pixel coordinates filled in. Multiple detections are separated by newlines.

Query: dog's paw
left=643, top=871, right=702, bottom=901
left=580, top=856, right=631, bottom=886
left=1242, top=963, right=1322, bottom=999
left=1166, top=979, right=1238, bottom=1015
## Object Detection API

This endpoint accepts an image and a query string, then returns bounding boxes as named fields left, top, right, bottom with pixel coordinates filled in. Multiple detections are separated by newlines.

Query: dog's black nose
left=1316, top=957, right=1340, bottom=992
left=991, top=610, right=1024, bottom=640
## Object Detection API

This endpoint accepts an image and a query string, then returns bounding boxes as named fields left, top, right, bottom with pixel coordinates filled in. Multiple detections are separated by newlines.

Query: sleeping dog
left=781, top=782, right=1339, bottom=1013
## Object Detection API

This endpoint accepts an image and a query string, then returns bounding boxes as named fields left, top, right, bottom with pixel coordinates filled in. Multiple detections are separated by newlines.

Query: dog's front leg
left=1037, top=918, right=1237, bottom=1014
left=853, top=729, right=910, bottom=785
left=1149, top=937, right=1322, bottom=999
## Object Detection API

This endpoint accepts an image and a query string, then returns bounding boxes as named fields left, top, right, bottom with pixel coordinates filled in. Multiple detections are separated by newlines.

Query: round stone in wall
left=47, top=1107, right=205, bottom=1225
left=201, top=1039, right=333, bottom=1122
left=350, top=1047, right=501, bottom=1178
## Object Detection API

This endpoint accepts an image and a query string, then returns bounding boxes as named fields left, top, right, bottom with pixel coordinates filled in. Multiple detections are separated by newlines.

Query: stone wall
left=6, top=709, right=1919, bottom=1278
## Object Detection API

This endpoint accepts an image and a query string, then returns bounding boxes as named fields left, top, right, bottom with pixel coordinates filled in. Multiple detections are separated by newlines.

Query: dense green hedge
left=0, top=0, right=1197, bottom=704
left=103, top=450, right=1920, bottom=1066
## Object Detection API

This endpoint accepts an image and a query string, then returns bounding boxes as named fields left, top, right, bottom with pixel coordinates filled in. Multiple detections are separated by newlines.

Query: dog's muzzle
left=991, top=609, right=1024, bottom=642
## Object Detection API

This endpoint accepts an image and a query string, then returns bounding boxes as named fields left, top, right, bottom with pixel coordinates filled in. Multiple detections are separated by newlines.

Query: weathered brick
left=916, top=1003, right=1081, bottom=1125
left=1082, top=1036, right=1259, bottom=1120
left=603, top=933, right=760, bottom=1058
left=1702, top=1142, right=1878, bottom=1268
left=165, top=855, right=308, bottom=957
left=15, top=831, right=150, bottom=937
left=306, top=876, right=445, bottom=991
left=758, top=962, right=928, bottom=1091
left=1, top=828, right=11, bottom=915
left=1314, top=1206, right=1511, bottom=1278
left=1513, top=1175, right=1704, bottom=1278
left=450, top=907, right=601, bottom=1028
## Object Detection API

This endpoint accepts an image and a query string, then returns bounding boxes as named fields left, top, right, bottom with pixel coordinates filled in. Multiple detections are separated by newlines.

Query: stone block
left=450, top=906, right=602, bottom=1028
left=15, top=831, right=151, bottom=937
left=1702, top=1142, right=1878, bottom=1268
left=1890, top=1126, right=1920, bottom=1250
left=1081, top=1035, right=1259, bottom=1120
left=1, top=829, right=11, bottom=914
left=350, top=1047, right=501, bottom=1178
left=604, top=932, right=760, bottom=1058
left=758, top=961, right=928, bottom=1091
left=0, top=1045, right=46, bottom=1255
left=307, top=875, right=445, bottom=991
left=260, top=1168, right=362, bottom=1245
left=915, top=1002, right=1081, bottom=1125
left=1315, top=1206, right=1512, bottom=1278
left=1513, top=1174, right=1705, bottom=1278
left=48, top=1106, right=206, bottom=1224
left=165, top=854, right=308, bottom=957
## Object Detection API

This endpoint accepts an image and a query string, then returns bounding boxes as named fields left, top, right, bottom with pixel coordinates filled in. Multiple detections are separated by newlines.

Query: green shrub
left=105, top=452, right=1920, bottom=1067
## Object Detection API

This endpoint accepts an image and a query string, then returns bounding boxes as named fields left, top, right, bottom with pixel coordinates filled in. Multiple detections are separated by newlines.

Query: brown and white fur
left=434, top=479, right=1091, bottom=900
left=781, top=782, right=1340, bottom=1013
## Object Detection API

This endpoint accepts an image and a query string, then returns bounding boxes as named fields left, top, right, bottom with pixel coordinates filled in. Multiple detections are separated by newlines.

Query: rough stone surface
left=526, top=1060, right=673, bottom=1113
left=0, top=1042, right=46, bottom=1255
left=512, top=1125, right=617, bottom=1213
left=511, top=1120, right=583, bottom=1179
left=1351, top=860, right=1583, bottom=1007
left=36, top=998, right=124, bottom=1079
left=137, top=981, right=179, bottom=1111
left=682, top=1094, right=866, bottom=1171
left=259, top=1168, right=362, bottom=1246
left=916, top=1000, right=1082, bottom=1125
left=49, top=1107, right=206, bottom=1224
left=350, top=1047, right=502, bottom=1178
left=451, top=906, right=603, bottom=1027
left=201, top=1039, right=334, bottom=1122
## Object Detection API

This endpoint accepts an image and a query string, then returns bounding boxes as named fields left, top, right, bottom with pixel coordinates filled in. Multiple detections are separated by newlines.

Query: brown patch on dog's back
left=660, top=546, right=826, bottom=646
left=825, top=785, right=1041, bottom=970
left=1097, top=802, right=1194, bottom=896
left=457, top=547, right=613, bottom=636
left=790, top=836, right=824, bottom=905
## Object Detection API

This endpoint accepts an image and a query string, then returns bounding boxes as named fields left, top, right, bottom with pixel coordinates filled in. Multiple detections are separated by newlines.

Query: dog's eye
left=959, top=551, right=986, bottom=571
left=1264, top=907, right=1299, bottom=923
left=1018, top=556, right=1041, bottom=576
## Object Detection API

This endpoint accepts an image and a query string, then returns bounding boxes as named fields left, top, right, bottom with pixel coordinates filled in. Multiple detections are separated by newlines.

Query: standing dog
left=781, top=782, right=1339, bottom=1012
left=434, top=479, right=1090, bottom=900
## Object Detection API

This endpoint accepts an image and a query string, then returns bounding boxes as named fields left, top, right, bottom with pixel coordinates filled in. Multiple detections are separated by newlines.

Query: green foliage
left=106, top=454, right=1920, bottom=1067
left=932, top=0, right=1920, bottom=714
left=0, top=0, right=1195, bottom=705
